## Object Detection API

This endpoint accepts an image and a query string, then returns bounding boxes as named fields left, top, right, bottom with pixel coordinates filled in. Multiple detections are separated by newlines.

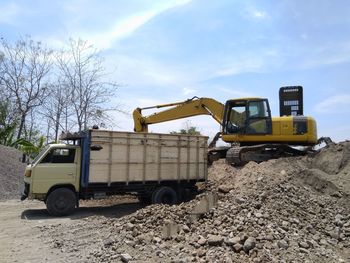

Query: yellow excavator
left=133, top=86, right=318, bottom=165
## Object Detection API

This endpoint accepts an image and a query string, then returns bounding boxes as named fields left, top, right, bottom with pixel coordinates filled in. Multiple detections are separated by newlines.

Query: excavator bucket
left=279, top=86, right=303, bottom=116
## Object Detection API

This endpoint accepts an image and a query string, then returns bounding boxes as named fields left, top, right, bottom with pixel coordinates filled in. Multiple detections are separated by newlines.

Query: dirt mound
left=297, top=168, right=341, bottom=196
left=306, top=141, right=350, bottom=195
left=0, top=145, right=26, bottom=200
left=39, top=141, right=350, bottom=262
left=311, top=141, right=350, bottom=174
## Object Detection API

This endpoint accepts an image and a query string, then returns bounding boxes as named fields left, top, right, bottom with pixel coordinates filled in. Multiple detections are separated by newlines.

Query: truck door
left=32, top=147, right=79, bottom=194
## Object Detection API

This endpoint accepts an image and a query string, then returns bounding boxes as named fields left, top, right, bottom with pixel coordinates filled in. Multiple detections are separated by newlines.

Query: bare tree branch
left=56, top=38, right=119, bottom=131
left=0, top=36, right=53, bottom=139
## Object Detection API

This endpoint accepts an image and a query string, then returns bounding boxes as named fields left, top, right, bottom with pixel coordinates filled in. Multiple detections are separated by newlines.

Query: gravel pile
left=0, top=145, right=26, bottom=200
left=40, top=141, right=350, bottom=262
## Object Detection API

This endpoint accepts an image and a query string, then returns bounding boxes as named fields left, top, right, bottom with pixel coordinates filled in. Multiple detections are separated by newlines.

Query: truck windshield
left=31, top=145, right=50, bottom=164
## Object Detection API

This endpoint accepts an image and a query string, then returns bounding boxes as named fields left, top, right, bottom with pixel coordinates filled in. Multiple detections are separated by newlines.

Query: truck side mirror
left=21, top=154, right=29, bottom=164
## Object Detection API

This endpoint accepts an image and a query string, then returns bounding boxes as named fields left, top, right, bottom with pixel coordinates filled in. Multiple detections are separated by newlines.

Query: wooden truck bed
left=88, top=130, right=208, bottom=185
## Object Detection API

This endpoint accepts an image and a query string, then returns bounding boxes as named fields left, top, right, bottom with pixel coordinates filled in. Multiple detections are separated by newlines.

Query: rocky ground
left=1, top=141, right=350, bottom=262
left=37, top=141, right=350, bottom=262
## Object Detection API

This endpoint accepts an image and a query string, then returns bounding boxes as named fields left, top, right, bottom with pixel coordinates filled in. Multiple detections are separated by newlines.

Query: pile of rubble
left=43, top=141, right=350, bottom=262
left=0, top=145, right=26, bottom=200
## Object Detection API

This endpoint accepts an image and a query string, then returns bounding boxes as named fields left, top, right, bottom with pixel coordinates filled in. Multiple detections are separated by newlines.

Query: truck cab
left=22, top=144, right=81, bottom=215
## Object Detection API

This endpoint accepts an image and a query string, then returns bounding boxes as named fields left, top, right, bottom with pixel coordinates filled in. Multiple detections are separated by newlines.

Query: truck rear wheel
left=180, top=185, right=198, bottom=202
left=138, top=193, right=152, bottom=204
left=152, top=186, right=178, bottom=205
left=46, top=188, right=77, bottom=216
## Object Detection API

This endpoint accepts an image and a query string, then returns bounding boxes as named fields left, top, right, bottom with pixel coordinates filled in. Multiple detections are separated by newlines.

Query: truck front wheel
left=152, top=186, right=178, bottom=205
left=46, top=188, right=77, bottom=216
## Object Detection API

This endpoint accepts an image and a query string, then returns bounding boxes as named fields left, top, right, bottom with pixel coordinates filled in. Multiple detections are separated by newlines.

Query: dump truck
left=21, top=129, right=208, bottom=216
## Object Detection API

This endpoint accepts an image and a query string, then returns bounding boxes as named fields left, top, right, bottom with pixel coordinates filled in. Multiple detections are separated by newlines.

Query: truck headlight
left=25, top=170, right=32, bottom=177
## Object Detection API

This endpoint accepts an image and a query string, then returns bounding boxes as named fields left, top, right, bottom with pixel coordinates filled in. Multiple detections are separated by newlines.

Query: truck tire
left=179, top=185, right=198, bottom=202
left=46, top=188, right=76, bottom=216
left=138, top=194, right=152, bottom=204
left=152, top=186, right=178, bottom=205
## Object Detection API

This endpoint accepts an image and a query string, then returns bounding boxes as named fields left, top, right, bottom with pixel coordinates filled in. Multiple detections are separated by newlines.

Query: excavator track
left=225, top=147, right=242, bottom=166
left=226, top=144, right=309, bottom=166
left=208, top=146, right=230, bottom=165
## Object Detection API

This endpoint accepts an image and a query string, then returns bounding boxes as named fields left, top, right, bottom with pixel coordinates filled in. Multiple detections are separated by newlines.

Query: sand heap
left=0, top=145, right=26, bottom=200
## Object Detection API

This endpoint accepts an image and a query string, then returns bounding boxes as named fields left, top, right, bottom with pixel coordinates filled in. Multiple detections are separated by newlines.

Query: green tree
left=0, top=98, right=46, bottom=159
left=170, top=121, right=201, bottom=135
left=17, top=135, right=46, bottom=159
left=0, top=99, right=18, bottom=146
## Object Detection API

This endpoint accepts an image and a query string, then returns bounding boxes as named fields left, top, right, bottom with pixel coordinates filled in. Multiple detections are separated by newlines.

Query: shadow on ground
left=21, top=201, right=145, bottom=221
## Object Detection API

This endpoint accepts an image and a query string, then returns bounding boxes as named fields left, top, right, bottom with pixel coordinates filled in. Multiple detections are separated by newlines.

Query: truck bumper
left=21, top=182, right=30, bottom=201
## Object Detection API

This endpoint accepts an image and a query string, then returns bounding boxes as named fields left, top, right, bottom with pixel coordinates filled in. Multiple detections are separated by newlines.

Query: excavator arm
left=133, top=97, right=224, bottom=132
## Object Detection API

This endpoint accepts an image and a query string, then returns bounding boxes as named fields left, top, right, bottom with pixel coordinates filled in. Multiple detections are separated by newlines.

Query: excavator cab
left=223, top=98, right=272, bottom=136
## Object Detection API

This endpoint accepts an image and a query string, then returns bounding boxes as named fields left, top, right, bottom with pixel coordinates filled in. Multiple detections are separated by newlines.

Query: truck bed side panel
left=88, top=130, right=207, bottom=184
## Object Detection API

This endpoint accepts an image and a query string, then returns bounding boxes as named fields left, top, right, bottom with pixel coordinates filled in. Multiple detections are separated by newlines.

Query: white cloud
left=0, top=2, right=19, bottom=25
left=107, top=54, right=200, bottom=89
left=314, top=94, right=350, bottom=113
left=105, top=49, right=281, bottom=103
left=301, top=41, right=350, bottom=69
left=183, top=87, right=196, bottom=95
left=243, top=5, right=268, bottom=20
left=209, top=48, right=282, bottom=78
left=78, top=0, right=192, bottom=49
left=251, top=10, right=267, bottom=19
left=219, top=87, right=255, bottom=98
left=214, top=57, right=264, bottom=77
left=44, top=37, right=67, bottom=49
left=86, top=10, right=161, bottom=49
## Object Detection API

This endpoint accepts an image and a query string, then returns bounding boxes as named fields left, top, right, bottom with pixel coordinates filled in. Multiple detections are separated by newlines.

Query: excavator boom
left=133, top=97, right=224, bottom=132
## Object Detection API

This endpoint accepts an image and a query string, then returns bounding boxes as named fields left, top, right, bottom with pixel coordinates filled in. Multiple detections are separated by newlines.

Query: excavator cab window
left=223, top=99, right=272, bottom=135
left=224, top=101, right=246, bottom=134
left=246, top=100, right=272, bottom=134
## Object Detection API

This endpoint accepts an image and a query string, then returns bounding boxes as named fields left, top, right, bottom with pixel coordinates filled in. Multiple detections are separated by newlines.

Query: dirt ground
left=0, top=197, right=143, bottom=263
left=0, top=200, right=67, bottom=263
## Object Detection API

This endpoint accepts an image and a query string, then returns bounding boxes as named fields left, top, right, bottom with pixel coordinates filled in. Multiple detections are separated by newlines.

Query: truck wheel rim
left=55, top=196, right=67, bottom=210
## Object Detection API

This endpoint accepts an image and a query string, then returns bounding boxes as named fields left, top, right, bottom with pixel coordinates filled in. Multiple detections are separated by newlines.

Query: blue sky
left=1, top=0, right=350, bottom=142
